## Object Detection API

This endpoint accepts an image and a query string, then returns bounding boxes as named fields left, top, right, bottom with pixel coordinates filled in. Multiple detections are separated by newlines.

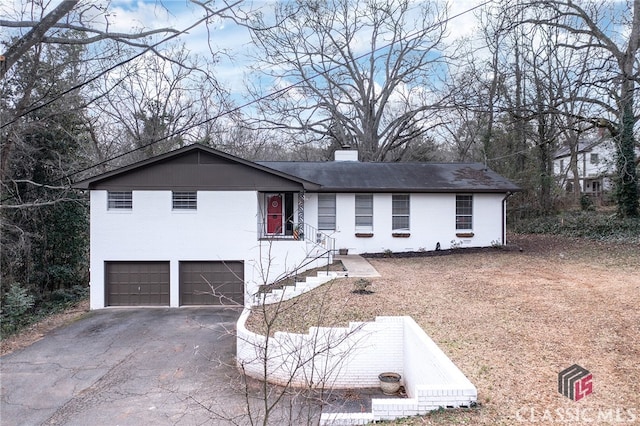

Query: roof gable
left=73, top=144, right=319, bottom=191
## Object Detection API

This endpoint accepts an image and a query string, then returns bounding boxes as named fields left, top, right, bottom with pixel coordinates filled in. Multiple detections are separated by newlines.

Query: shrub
left=1, top=283, right=35, bottom=334
left=580, top=195, right=595, bottom=211
left=352, top=278, right=373, bottom=294
left=510, top=211, right=640, bottom=243
left=1, top=284, right=89, bottom=338
left=50, top=285, right=89, bottom=305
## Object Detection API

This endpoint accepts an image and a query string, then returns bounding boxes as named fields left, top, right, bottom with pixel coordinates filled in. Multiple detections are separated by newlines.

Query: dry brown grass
left=247, top=234, right=640, bottom=425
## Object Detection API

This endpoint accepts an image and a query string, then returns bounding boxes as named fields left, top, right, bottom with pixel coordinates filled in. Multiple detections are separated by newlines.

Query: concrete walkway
left=334, top=254, right=381, bottom=277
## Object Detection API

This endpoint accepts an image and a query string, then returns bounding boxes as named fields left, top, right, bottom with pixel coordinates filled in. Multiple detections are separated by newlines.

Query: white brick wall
left=304, top=192, right=507, bottom=254
left=237, top=311, right=477, bottom=424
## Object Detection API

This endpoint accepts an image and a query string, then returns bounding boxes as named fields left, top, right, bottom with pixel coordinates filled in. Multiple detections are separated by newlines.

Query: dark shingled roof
left=72, top=144, right=520, bottom=193
left=257, top=161, right=520, bottom=193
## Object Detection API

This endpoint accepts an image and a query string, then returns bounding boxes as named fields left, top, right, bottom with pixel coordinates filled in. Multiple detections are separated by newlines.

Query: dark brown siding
left=105, top=262, right=170, bottom=306
left=179, top=261, right=244, bottom=306
left=90, top=153, right=304, bottom=192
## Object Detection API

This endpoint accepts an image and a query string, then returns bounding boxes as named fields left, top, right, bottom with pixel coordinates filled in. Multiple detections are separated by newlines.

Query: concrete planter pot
left=378, top=372, right=401, bottom=395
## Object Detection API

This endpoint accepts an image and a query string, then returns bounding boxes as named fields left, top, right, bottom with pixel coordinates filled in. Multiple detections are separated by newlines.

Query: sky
left=13, top=0, right=485, bottom=98
left=2, top=0, right=632, bottom=100
left=103, top=0, right=485, bottom=94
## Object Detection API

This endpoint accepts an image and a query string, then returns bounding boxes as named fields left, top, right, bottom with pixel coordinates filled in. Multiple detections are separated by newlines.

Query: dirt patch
left=0, top=299, right=90, bottom=356
left=248, top=234, right=640, bottom=425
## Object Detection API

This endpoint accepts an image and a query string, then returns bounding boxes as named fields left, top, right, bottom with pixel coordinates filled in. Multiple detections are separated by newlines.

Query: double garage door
left=105, top=261, right=244, bottom=306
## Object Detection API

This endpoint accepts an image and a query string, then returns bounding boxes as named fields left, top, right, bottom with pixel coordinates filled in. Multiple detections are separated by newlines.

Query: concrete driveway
left=0, top=308, right=244, bottom=425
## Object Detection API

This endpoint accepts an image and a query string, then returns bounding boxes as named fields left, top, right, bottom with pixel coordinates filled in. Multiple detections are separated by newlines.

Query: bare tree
left=85, top=43, right=232, bottom=168
left=1, top=0, right=239, bottom=179
left=520, top=0, right=640, bottom=217
left=178, top=244, right=366, bottom=425
left=240, top=0, right=450, bottom=161
left=0, top=0, right=239, bottom=307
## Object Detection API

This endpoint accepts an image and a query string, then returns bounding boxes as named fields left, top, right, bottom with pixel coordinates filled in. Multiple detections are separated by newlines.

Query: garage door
left=105, top=261, right=170, bottom=306
left=180, top=261, right=244, bottom=306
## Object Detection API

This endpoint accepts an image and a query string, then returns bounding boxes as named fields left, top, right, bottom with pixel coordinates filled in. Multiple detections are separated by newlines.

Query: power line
left=69, top=0, right=493, bottom=178
left=3, top=0, right=493, bottom=203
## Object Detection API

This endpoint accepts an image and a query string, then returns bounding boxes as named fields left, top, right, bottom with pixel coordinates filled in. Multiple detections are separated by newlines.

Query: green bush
left=1, top=284, right=88, bottom=338
left=1, top=284, right=35, bottom=334
left=510, top=211, right=640, bottom=243
left=580, top=194, right=595, bottom=211
left=51, top=285, right=88, bottom=302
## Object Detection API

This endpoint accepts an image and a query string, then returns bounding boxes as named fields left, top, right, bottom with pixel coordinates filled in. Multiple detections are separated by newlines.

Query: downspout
left=502, top=192, right=513, bottom=246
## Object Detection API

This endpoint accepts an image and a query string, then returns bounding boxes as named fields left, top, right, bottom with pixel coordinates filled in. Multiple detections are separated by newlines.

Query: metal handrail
left=257, top=220, right=335, bottom=253
left=301, top=222, right=335, bottom=253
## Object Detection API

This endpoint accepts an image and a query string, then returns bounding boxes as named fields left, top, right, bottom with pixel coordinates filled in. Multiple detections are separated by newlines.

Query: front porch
left=257, top=191, right=335, bottom=252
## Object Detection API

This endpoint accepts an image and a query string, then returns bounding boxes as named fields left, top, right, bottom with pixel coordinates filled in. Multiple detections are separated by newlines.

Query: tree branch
left=1, top=0, right=80, bottom=79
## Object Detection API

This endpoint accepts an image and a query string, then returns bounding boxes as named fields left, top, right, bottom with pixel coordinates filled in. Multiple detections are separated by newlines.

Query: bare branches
left=0, top=0, right=79, bottom=79
left=0, top=19, right=179, bottom=45
left=243, top=0, right=451, bottom=161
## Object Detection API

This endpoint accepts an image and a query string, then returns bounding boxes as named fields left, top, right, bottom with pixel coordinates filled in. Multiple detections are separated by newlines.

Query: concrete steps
left=255, top=271, right=343, bottom=305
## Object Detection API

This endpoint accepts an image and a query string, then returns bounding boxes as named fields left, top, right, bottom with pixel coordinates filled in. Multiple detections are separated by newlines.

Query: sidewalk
left=334, top=254, right=381, bottom=278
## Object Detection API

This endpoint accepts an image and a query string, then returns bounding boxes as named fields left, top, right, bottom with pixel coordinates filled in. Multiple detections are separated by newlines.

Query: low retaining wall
left=236, top=310, right=477, bottom=423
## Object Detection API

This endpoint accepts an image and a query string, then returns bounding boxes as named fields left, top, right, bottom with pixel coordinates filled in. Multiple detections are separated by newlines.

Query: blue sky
left=2, top=0, right=632, bottom=100
left=78, top=0, right=485, bottom=97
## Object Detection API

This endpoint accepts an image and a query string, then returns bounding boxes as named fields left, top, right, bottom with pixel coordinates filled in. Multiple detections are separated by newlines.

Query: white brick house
left=74, top=144, right=519, bottom=309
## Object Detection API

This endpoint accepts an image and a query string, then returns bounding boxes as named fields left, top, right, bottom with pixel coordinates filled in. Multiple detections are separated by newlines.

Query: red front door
left=267, top=195, right=283, bottom=234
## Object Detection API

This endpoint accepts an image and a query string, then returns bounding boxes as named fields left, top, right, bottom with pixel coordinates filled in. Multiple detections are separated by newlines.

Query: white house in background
left=553, top=137, right=620, bottom=196
left=74, top=144, right=520, bottom=310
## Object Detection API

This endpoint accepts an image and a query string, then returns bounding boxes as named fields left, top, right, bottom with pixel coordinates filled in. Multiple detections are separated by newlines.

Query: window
left=392, top=194, right=410, bottom=230
left=590, top=153, right=599, bottom=164
left=456, top=195, right=473, bottom=230
left=355, top=194, right=373, bottom=231
left=318, top=193, right=336, bottom=230
left=107, top=191, right=132, bottom=210
left=172, top=191, right=197, bottom=210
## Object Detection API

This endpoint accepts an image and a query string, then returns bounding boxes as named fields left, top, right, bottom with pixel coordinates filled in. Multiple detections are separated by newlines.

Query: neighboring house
left=553, top=138, right=620, bottom=196
left=74, top=144, right=519, bottom=310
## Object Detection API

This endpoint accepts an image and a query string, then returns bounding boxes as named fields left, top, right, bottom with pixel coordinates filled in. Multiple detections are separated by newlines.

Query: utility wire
left=2, top=0, right=493, bottom=204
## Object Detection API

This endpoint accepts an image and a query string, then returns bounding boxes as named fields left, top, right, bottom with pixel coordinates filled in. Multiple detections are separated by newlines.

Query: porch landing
left=334, top=255, right=381, bottom=278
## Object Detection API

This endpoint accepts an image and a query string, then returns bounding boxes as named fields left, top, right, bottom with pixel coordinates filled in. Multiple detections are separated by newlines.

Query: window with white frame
left=172, top=191, right=197, bottom=210
left=107, top=191, right=132, bottom=210
left=456, top=195, right=473, bottom=230
left=392, top=194, right=410, bottom=230
left=355, top=194, right=373, bottom=231
left=317, top=193, right=336, bottom=230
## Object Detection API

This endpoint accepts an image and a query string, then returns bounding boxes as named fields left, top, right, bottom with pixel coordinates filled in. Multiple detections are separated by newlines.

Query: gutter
left=502, top=191, right=513, bottom=245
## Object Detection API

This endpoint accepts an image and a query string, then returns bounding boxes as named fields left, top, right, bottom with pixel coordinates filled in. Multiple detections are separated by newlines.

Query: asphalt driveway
left=0, top=308, right=243, bottom=425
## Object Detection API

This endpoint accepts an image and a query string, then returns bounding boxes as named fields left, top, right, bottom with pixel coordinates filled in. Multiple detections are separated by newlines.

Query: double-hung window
left=355, top=194, right=373, bottom=232
left=172, top=191, right=197, bottom=210
left=317, top=193, right=336, bottom=230
left=107, top=191, right=132, bottom=210
left=456, top=195, right=473, bottom=230
left=392, top=194, right=410, bottom=231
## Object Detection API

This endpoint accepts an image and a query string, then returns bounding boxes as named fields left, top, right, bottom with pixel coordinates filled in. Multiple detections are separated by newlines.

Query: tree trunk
left=615, top=0, right=640, bottom=217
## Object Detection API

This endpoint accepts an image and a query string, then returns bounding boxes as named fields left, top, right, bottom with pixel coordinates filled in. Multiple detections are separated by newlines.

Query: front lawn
left=247, top=234, right=640, bottom=425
